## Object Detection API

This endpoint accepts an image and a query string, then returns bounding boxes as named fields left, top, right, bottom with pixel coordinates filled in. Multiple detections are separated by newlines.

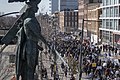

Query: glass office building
left=49, top=0, right=59, bottom=14
left=99, top=0, right=120, bottom=45
left=58, top=0, right=78, bottom=11
left=49, top=0, right=78, bottom=14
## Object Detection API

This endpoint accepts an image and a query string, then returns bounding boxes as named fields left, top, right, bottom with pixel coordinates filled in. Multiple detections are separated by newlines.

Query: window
left=106, top=0, right=109, bottom=5
left=116, top=19, right=118, bottom=30
left=75, top=22, right=77, bottom=26
left=110, top=19, right=113, bottom=29
left=110, top=0, right=112, bottom=5
left=102, top=19, right=106, bottom=28
left=106, top=8, right=110, bottom=17
left=106, top=31, right=110, bottom=41
left=114, top=0, right=118, bottom=4
left=110, top=7, right=114, bottom=17
left=103, top=8, right=106, bottom=17
left=106, top=20, right=109, bottom=29
left=114, top=7, right=118, bottom=17
left=114, top=19, right=118, bottom=30
left=111, top=0, right=114, bottom=5
left=103, top=0, right=106, bottom=6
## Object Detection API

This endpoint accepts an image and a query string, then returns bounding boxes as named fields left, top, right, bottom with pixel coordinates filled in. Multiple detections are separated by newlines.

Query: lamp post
left=78, top=19, right=84, bottom=80
left=78, top=19, right=101, bottom=80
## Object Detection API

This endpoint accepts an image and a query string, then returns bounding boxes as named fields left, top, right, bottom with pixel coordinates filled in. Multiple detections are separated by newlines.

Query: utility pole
left=78, top=19, right=101, bottom=80
left=78, top=19, right=84, bottom=80
left=51, top=15, right=57, bottom=80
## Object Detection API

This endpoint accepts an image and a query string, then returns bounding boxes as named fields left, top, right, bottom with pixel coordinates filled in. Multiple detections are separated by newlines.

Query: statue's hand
left=37, top=45, right=44, bottom=51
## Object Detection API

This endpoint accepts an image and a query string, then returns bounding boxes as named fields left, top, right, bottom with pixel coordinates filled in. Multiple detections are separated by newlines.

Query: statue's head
left=26, top=2, right=39, bottom=13
left=20, top=0, right=40, bottom=19
left=20, top=0, right=41, bottom=14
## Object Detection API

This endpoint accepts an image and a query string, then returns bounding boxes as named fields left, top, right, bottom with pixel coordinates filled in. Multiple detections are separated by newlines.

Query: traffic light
left=8, top=0, right=27, bottom=3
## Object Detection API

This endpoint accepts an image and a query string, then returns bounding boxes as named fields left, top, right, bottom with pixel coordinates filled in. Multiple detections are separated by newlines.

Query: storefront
left=113, top=32, right=120, bottom=48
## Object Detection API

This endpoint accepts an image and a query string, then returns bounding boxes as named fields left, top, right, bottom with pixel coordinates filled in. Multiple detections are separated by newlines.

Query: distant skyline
left=0, top=0, right=49, bottom=14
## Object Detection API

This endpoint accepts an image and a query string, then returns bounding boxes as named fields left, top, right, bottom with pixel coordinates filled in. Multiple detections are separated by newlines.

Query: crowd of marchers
left=81, top=44, right=120, bottom=80
left=50, top=36, right=120, bottom=80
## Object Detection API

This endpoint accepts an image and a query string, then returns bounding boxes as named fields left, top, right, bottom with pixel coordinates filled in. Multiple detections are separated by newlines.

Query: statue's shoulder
left=24, top=18, right=32, bottom=24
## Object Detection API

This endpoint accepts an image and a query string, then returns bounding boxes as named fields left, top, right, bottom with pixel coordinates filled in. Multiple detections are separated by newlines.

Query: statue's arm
left=24, top=19, right=50, bottom=48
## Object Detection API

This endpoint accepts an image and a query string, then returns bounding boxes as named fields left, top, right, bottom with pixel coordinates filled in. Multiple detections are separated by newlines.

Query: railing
left=54, top=49, right=69, bottom=68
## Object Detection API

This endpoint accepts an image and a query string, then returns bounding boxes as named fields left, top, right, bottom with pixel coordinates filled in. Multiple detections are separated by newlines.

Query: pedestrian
left=111, top=47, right=114, bottom=55
left=55, top=74, right=60, bottom=80
left=44, top=68, right=47, bottom=78
left=61, top=62, right=65, bottom=70
left=70, top=74, right=75, bottom=80
left=50, top=63, right=54, bottom=77
left=64, top=66, right=67, bottom=77
left=114, top=47, right=118, bottom=56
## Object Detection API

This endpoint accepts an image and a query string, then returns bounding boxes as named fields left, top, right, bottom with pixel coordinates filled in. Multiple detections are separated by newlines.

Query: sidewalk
left=40, top=53, right=72, bottom=80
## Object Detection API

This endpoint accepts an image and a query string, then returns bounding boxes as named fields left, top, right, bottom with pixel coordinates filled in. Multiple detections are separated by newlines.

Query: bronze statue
left=0, top=0, right=50, bottom=80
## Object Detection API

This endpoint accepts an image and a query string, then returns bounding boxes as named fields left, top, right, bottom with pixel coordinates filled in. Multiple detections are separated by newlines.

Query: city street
left=0, top=0, right=120, bottom=80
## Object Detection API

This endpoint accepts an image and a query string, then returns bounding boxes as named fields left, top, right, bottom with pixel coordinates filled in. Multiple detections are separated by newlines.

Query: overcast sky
left=0, top=0, right=49, bottom=14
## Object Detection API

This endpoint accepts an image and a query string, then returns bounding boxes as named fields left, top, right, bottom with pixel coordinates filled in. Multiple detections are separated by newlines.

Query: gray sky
left=0, top=0, right=49, bottom=14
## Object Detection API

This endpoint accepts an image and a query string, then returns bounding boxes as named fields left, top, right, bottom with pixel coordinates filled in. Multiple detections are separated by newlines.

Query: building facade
left=49, top=0, right=59, bottom=14
left=58, top=0, right=78, bottom=11
left=87, top=3, right=102, bottom=44
left=37, top=13, right=52, bottom=41
left=0, top=45, right=16, bottom=80
left=99, top=0, right=120, bottom=46
left=49, top=0, right=78, bottom=14
left=59, top=10, right=78, bottom=33
left=78, top=0, right=102, bottom=38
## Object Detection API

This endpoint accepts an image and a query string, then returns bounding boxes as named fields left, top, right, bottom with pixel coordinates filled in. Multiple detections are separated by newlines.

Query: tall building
left=78, top=0, right=102, bottom=38
left=49, top=0, right=78, bottom=14
left=59, top=10, right=78, bottom=33
left=99, top=0, right=120, bottom=47
left=87, top=3, right=102, bottom=44
left=58, top=0, right=78, bottom=11
left=49, top=0, right=59, bottom=14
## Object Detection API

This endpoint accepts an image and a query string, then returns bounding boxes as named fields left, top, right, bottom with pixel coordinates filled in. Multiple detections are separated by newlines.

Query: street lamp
left=78, top=19, right=101, bottom=80
left=78, top=19, right=84, bottom=80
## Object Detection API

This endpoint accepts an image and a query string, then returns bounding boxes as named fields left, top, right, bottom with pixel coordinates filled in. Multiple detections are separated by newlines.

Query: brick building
left=59, top=10, right=78, bottom=33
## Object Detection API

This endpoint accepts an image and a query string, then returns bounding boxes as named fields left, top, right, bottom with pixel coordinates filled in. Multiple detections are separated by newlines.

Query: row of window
left=65, top=22, right=78, bottom=27
left=65, top=17, right=78, bottom=21
left=64, top=12, right=78, bottom=16
left=103, top=0, right=119, bottom=6
left=102, top=19, right=119, bottom=30
left=102, top=7, right=119, bottom=17
left=102, top=31, right=113, bottom=42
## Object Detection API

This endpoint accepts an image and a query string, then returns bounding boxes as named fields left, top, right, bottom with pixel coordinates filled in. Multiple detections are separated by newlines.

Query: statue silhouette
left=1, top=0, right=50, bottom=80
